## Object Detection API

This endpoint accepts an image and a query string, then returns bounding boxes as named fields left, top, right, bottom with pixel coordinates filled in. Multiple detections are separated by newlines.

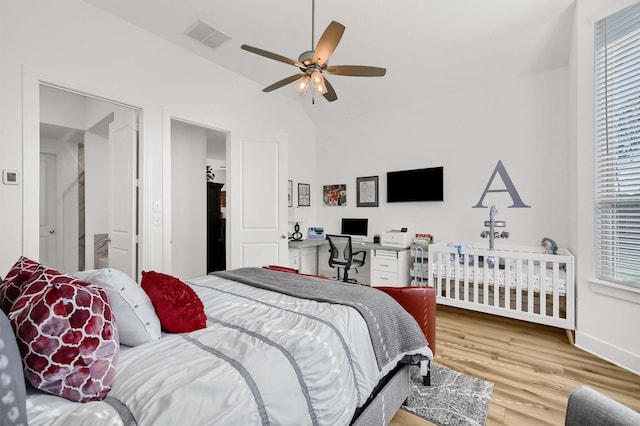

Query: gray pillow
left=0, top=309, right=27, bottom=426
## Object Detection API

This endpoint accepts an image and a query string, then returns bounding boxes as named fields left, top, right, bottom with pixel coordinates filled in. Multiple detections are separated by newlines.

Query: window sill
left=588, top=278, right=640, bottom=304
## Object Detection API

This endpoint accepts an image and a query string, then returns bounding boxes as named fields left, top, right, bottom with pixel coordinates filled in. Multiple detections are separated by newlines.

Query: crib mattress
left=432, top=261, right=567, bottom=295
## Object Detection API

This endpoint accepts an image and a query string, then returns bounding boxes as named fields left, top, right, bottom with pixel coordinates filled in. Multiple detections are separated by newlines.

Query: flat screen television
left=387, top=166, right=444, bottom=202
left=341, top=218, right=368, bottom=237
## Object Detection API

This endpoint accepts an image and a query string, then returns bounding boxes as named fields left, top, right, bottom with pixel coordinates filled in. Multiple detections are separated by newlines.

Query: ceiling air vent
left=185, top=19, right=231, bottom=49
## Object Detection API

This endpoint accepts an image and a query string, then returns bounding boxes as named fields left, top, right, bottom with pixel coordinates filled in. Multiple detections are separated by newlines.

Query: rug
left=403, top=364, right=494, bottom=426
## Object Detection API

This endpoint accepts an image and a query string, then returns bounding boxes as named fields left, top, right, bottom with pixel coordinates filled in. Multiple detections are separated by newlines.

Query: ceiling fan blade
left=241, top=44, right=305, bottom=68
left=323, top=77, right=338, bottom=102
left=262, top=74, right=302, bottom=92
left=312, top=21, right=345, bottom=67
left=325, top=65, right=387, bottom=77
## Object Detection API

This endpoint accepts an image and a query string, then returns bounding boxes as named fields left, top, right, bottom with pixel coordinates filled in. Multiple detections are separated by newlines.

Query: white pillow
left=74, top=268, right=161, bottom=346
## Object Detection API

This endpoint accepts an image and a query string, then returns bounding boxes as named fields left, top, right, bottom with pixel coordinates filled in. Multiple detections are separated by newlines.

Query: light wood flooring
left=390, top=305, right=640, bottom=426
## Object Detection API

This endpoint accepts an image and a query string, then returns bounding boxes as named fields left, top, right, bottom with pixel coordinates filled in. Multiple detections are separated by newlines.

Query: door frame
left=161, top=108, right=230, bottom=274
left=22, top=69, right=148, bottom=274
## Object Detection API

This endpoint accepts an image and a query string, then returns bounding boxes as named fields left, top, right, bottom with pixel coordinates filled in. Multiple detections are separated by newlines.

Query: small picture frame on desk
left=357, top=176, right=378, bottom=207
left=298, top=183, right=310, bottom=207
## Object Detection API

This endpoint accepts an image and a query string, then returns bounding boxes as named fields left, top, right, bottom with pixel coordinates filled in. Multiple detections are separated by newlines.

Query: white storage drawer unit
left=370, top=249, right=411, bottom=287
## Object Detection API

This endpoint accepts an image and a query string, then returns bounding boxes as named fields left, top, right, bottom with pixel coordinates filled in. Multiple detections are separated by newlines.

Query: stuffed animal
left=541, top=237, right=558, bottom=255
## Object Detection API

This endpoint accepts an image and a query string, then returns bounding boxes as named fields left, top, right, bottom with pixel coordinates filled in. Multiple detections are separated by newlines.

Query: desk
left=288, top=239, right=412, bottom=286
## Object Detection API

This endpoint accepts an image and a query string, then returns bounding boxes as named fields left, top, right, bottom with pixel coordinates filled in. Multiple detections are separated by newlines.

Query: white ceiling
left=84, top=0, right=576, bottom=127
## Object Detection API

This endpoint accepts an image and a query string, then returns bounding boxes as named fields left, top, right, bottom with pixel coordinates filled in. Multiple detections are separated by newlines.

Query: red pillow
left=0, top=256, right=41, bottom=313
left=9, top=266, right=119, bottom=403
left=141, top=271, right=206, bottom=333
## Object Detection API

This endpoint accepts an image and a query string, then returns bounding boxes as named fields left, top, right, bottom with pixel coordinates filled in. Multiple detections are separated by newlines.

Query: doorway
left=39, top=84, right=140, bottom=278
left=170, top=119, right=227, bottom=279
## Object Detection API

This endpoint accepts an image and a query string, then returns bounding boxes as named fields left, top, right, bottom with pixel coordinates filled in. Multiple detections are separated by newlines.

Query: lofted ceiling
left=84, top=0, right=576, bottom=127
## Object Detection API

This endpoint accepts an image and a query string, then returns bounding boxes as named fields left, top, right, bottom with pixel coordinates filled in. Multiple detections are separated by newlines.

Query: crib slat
left=527, top=259, right=534, bottom=314
left=516, top=259, right=523, bottom=312
left=463, top=255, right=470, bottom=302
left=453, top=251, right=460, bottom=300
left=493, top=257, right=500, bottom=308
left=473, top=258, right=479, bottom=304
left=504, top=257, right=511, bottom=310
left=539, top=261, right=547, bottom=317
left=553, top=262, right=560, bottom=318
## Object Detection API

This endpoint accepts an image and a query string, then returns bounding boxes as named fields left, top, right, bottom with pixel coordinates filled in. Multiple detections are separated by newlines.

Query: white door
left=228, top=135, right=288, bottom=268
left=39, top=152, right=59, bottom=268
left=108, top=111, right=138, bottom=278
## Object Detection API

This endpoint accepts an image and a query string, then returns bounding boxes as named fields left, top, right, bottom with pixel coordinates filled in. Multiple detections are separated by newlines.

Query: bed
left=427, top=242, right=575, bottom=343
left=0, top=260, right=433, bottom=426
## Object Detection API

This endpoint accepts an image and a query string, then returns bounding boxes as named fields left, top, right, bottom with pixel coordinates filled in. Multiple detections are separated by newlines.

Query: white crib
left=427, top=242, right=575, bottom=343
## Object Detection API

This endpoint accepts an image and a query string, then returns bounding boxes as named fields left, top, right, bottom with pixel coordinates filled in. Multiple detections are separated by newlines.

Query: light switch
left=2, top=170, right=19, bottom=185
left=153, top=200, right=161, bottom=212
left=153, top=214, right=161, bottom=226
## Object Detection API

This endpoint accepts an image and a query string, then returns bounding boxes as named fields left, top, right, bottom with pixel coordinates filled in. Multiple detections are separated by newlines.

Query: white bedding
left=26, top=273, right=430, bottom=426
left=433, top=260, right=568, bottom=294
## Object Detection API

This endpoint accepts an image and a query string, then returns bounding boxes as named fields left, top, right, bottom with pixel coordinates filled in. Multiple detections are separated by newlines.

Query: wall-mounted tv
left=387, top=166, right=444, bottom=202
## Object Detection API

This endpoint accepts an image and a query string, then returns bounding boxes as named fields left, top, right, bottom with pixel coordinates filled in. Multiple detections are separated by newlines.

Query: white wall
left=0, top=0, right=315, bottom=276
left=171, top=120, right=207, bottom=279
left=317, top=67, right=570, bottom=250
left=571, top=0, right=640, bottom=375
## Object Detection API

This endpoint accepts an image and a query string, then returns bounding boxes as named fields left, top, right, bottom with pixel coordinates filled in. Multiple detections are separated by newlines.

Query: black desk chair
left=326, top=234, right=367, bottom=283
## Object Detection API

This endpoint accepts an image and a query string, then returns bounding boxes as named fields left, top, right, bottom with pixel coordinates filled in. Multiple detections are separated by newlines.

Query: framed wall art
left=323, top=184, right=347, bottom=206
left=288, top=180, right=293, bottom=207
left=357, top=176, right=378, bottom=207
left=298, top=183, right=310, bottom=206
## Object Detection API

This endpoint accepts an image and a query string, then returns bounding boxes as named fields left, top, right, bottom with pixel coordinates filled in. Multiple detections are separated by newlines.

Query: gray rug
left=403, top=364, right=494, bottom=426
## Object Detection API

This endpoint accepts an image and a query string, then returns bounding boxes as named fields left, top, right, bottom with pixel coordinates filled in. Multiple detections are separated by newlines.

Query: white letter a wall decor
left=472, top=160, right=531, bottom=208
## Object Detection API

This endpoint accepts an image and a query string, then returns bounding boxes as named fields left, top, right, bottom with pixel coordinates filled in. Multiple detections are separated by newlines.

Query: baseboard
left=575, top=331, right=640, bottom=376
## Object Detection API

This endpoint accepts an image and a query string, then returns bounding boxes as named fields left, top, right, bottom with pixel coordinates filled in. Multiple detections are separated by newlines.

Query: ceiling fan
left=240, top=0, right=386, bottom=103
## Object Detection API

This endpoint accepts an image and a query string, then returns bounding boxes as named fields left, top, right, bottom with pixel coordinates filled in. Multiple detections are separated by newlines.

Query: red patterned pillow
left=0, top=256, right=41, bottom=313
left=141, top=271, right=206, bottom=333
left=9, top=267, right=119, bottom=403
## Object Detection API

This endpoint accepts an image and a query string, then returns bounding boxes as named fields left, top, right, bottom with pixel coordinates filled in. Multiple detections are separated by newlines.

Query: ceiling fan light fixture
left=294, top=76, right=310, bottom=94
left=313, top=80, right=327, bottom=95
left=310, top=70, right=323, bottom=86
left=309, top=70, right=327, bottom=95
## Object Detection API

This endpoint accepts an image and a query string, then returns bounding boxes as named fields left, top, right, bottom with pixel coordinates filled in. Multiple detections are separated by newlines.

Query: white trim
left=575, top=331, right=640, bottom=376
left=161, top=107, right=231, bottom=273
left=587, top=278, right=640, bottom=304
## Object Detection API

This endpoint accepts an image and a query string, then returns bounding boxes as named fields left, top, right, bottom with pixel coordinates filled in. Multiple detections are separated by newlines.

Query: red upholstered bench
left=375, top=286, right=436, bottom=385
left=374, top=286, right=436, bottom=355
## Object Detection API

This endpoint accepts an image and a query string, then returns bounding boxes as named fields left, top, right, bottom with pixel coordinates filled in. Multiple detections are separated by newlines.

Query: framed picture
left=288, top=180, right=293, bottom=207
left=298, top=183, right=310, bottom=206
left=323, top=184, right=347, bottom=206
left=357, top=176, right=379, bottom=207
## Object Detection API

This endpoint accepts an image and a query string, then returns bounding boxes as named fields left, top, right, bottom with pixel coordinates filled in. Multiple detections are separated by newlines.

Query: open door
left=228, top=135, right=288, bottom=268
left=39, top=152, right=59, bottom=268
left=108, top=110, right=138, bottom=278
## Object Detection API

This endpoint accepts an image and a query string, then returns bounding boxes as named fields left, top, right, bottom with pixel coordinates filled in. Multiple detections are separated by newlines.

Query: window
left=595, top=3, right=640, bottom=287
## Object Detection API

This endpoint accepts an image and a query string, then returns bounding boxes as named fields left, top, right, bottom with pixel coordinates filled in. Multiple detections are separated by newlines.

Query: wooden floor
left=390, top=305, right=640, bottom=426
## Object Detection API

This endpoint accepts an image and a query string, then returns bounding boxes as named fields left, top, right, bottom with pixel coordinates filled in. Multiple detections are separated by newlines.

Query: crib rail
left=427, top=242, right=574, bottom=330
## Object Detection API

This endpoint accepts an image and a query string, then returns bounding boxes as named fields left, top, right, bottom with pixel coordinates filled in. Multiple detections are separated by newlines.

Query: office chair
left=326, top=234, right=367, bottom=283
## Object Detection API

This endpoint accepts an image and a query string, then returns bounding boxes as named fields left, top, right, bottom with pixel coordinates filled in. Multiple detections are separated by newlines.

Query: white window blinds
left=595, top=3, right=640, bottom=287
